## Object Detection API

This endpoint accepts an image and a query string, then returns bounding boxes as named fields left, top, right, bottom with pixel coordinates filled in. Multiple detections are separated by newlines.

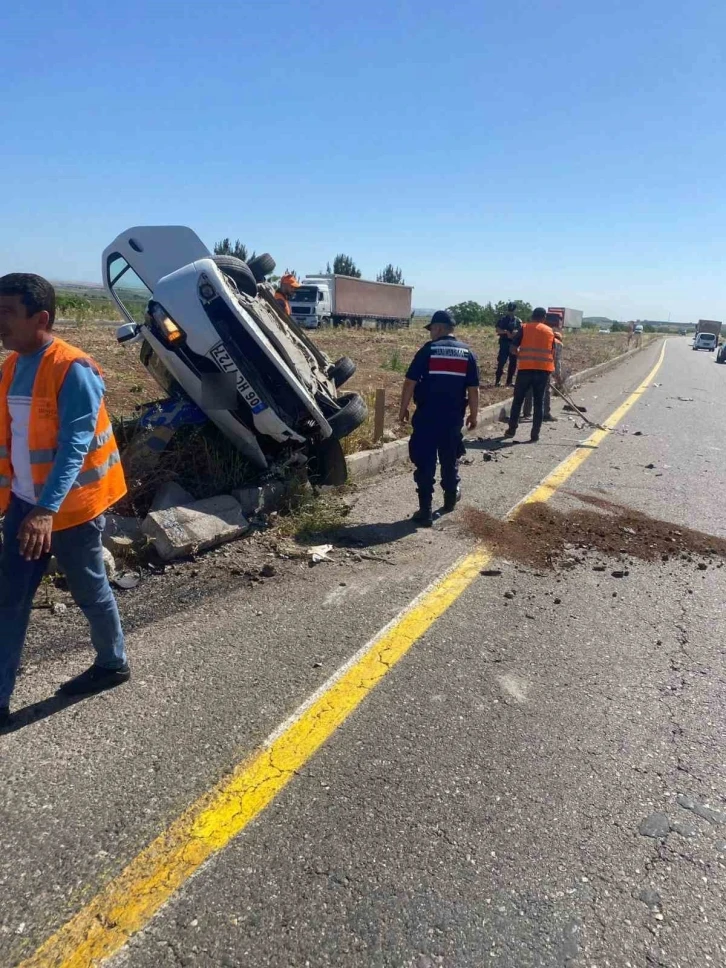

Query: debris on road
left=51, top=602, right=67, bottom=616
left=308, top=544, right=334, bottom=564
left=462, top=492, right=726, bottom=572
left=112, top=572, right=141, bottom=590
left=480, top=568, right=503, bottom=577
left=639, top=812, right=671, bottom=839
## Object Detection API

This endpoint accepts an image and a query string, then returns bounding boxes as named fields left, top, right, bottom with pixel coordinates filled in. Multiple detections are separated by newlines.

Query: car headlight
left=148, top=302, right=186, bottom=347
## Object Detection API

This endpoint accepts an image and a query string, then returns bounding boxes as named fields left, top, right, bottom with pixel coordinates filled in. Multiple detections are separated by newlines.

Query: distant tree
left=333, top=254, right=361, bottom=278
left=447, top=301, right=489, bottom=326
left=326, top=261, right=332, bottom=274
left=610, top=321, right=627, bottom=332
left=214, top=238, right=254, bottom=261
left=643, top=323, right=656, bottom=333
left=377, top=264, right=405, bottom=284
left=494, top=299, right=533, bottom=322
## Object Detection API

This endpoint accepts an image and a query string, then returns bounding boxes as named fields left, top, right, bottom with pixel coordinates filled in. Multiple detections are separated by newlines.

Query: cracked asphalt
left=2, top=336, right=726, bottom=967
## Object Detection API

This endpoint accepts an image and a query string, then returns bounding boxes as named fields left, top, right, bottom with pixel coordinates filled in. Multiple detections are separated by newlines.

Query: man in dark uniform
left=494, top=302, right=521, bottom=386
left=399, top=310, right=480, bottom=527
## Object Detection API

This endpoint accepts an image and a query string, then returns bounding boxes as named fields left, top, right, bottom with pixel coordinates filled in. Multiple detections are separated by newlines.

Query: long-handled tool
left=551, top=382, right=608, bottom=431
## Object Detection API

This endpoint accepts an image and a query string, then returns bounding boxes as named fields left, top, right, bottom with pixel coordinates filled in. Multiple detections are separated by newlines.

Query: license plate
left=209, top=342, right=267, bottom=414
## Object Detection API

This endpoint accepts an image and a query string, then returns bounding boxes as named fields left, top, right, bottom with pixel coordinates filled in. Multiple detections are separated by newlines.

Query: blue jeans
left=0, top=496, right=127, bottom=705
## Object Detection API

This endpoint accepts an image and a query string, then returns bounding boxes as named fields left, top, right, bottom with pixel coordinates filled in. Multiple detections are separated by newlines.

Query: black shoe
left=542, top=414, right=558, bottom=422
left=442, top=487, right=462, bottom=513
left=0, top=706, right=10, bottom=730
left=412, top=505, right=433, bottom=528
left=503, top=428, right=516, bottom=439
left=58, top=663, right=131, bottom=697
left=530, top=434, right=540, bottom=443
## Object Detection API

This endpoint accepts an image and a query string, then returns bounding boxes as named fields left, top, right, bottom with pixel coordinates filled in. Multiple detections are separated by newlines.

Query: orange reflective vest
left=0, top=338, right=127, bottom=531
left=274, top=291, right=290, bottom=315
left=516, top=322, right=556, bottom=372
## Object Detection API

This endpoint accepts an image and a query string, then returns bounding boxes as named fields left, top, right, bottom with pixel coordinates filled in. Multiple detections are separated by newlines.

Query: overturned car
left=103, top=226, right=366, bottom=484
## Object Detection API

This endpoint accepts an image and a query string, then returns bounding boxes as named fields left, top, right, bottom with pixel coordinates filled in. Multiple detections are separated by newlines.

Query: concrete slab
left=141, top=495, right=250, bottom=560
left=149, top=482, right=194, bottom=512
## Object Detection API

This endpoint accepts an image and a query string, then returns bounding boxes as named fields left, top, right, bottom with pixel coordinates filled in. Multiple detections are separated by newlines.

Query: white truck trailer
left=289, top=275, right=413, bottom=330
left=548, top=307, right=583, bottom=330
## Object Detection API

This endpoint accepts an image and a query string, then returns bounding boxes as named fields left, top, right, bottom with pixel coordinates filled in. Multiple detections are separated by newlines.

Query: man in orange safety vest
left=274, top=273, right=301, bottom=316
left=0, top=274, right=129, bottom=727
left=503, top=307, right=556, bottom=443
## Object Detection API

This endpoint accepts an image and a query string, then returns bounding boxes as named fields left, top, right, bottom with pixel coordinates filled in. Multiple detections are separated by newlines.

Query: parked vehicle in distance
left=715, top=342, right=726, bottom=364
left=693, top=332, right=717, bottom=351
left=634, top=323, right=644, bottom=334
left=104, top=226, right=367, bottom=484
left=547, top=307, right=583, bottom=330
left=289, top=275, right=413, bottom=330
left=598, top=328, right=611, bottom=334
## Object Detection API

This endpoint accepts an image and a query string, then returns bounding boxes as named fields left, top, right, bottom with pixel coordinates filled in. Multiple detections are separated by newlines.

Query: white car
left=693, top=333, right=717, bottom=352
left=103, top=226, right=366, bottom=483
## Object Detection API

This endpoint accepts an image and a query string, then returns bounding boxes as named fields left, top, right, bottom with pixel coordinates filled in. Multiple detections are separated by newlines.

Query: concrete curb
left=346, top=338, right=661, bottom=482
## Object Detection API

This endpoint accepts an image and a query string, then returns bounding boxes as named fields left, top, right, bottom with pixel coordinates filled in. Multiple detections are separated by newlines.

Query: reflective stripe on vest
left=28, top=426, right=115, bottom=466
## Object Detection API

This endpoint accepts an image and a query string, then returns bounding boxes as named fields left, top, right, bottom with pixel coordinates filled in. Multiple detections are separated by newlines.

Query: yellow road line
left=20, top=340, right=668, bottom=968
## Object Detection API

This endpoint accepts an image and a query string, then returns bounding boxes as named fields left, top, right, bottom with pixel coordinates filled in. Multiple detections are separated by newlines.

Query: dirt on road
left=463, top=492, right=726, bottom=572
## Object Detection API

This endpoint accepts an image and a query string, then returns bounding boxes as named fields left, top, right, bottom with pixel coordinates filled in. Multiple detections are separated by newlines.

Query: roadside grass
left=382, top=347, right=405, bottom=372
left=276, top=478, right=351, bottom=541
left=112, top=418, right=257, bottom=517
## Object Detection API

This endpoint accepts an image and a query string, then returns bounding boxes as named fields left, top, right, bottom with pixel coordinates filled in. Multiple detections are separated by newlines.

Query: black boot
left=412, top=497, right=433, bottom=527
left=442, top=486, right=461, bottom=513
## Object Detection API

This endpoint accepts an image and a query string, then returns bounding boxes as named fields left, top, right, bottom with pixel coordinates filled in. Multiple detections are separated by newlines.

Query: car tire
left=248, top=253, right=276, bottom=282
left=327, top=391, right=368, bottom=440
left=213, top=255, right=258, bottom=298
left=308, top=436, right=348, bottom=486
left=328, top=356, right=356, bottom=388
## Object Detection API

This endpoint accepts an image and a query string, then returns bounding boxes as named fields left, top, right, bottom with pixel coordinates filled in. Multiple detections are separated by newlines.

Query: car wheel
left=327, top=391, right=368, bottom=440
left=248, top=253, right=276, bottom=282
left=213, top=255, right=258, bottom=298
left=328, top=356, right=356, bottom=388
left=308, top=436, right=348, bottom=486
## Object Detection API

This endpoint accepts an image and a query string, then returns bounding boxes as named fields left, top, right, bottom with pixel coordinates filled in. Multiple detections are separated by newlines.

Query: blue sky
left=1, top=0, right=724, bottom=321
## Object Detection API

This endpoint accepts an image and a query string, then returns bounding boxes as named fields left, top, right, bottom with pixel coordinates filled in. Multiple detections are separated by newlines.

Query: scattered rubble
left=142, top=495, right=250, bottom=561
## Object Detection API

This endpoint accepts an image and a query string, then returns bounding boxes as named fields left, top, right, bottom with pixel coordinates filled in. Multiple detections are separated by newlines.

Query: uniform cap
left=425, top=309, right=456, bottom=330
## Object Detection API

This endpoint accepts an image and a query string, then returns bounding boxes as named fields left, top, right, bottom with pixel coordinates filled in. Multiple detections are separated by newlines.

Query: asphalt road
left=3, top=337, right=726, bottom=967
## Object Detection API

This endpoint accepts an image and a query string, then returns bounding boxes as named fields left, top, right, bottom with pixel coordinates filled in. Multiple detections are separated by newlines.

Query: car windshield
left=107, top=254, right=152, bottom=323
left=290, top=287, right=319, bottom=304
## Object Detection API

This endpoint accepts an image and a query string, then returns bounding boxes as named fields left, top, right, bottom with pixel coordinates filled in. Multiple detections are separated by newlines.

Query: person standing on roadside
left=274, top=272, right=300, bottom=316
left=399, top=310, right=480, bottom=527
left=523, top=310, right=563, bottom=423
left=494, top=302, right=520, bottom=387
left=0, top=274, right=129, bottom=728
left=503, top=307, right=555, bottom=443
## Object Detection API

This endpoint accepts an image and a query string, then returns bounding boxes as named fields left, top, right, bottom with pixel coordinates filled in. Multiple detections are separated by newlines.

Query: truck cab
left=289, top=278, right=332, bottom=329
